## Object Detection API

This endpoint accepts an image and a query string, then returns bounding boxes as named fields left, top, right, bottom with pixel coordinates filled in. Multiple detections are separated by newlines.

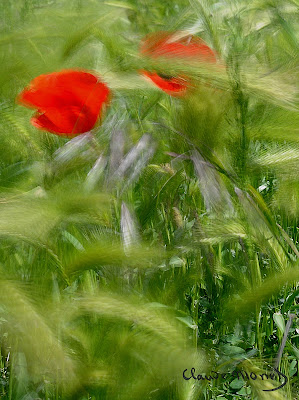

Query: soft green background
left=0, top=0, right=298, bottom=399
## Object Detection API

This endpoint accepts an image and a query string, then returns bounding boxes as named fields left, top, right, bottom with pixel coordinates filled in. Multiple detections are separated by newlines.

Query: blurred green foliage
left=0, top=0, right=298, bottom=399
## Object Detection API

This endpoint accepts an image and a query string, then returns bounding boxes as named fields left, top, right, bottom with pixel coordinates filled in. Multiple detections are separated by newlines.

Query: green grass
left=0, top=0, right=298, bottom=399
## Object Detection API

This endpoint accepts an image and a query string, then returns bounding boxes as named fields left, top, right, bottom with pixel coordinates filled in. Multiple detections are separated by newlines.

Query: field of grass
left=0, top=0, right=298, bottom=399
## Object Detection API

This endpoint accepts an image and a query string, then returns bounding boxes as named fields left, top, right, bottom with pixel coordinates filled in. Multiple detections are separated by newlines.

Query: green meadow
left=0, top=0, right=298, bottom=399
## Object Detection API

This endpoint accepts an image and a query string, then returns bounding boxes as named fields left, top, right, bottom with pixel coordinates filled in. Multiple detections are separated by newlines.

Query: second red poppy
left=140, top=31, right=217, bottom=96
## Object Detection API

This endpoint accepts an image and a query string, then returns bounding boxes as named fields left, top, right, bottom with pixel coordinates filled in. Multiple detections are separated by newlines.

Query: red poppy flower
left=17, top=69, right=110, bottom=137
left=140, top=31, right=216, bottom=96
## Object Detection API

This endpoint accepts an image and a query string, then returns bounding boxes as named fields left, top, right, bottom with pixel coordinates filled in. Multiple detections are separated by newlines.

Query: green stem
left=231, top=60, right=248, bottom=184
left=239, top=93, right=248, bottom=181
left=8, top=352, right=12, bottom=400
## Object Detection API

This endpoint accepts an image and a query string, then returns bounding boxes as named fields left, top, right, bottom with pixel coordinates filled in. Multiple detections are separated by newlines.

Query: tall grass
left=0, top=0, right=298, bottom=399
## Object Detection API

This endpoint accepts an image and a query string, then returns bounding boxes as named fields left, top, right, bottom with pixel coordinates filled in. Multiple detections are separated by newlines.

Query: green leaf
left=230, top=378, right=245, bottom=390
left=273, top=313, right=285, bottom=335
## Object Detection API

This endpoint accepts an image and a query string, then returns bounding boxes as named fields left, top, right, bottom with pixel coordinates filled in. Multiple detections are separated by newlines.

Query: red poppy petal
left=17, top=70, right=108, bottom=110
left=31, top=112, right=64, bottom=135
left=140, top=32, right=217, bottom=96
left=142, top=71, right=188, bottom=96
left=78, top=79, right=110, bottom=127
left=31, top=105, right=99, bottom=136
left=141, top=31, right=216, bottom=63
left=18, top=69, right=110, bottom=136
left=18, top=71, right=88, bottom=109
left=158, top=41, right=216, bottom=62
left=140, top=31, right=171, bottom=56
